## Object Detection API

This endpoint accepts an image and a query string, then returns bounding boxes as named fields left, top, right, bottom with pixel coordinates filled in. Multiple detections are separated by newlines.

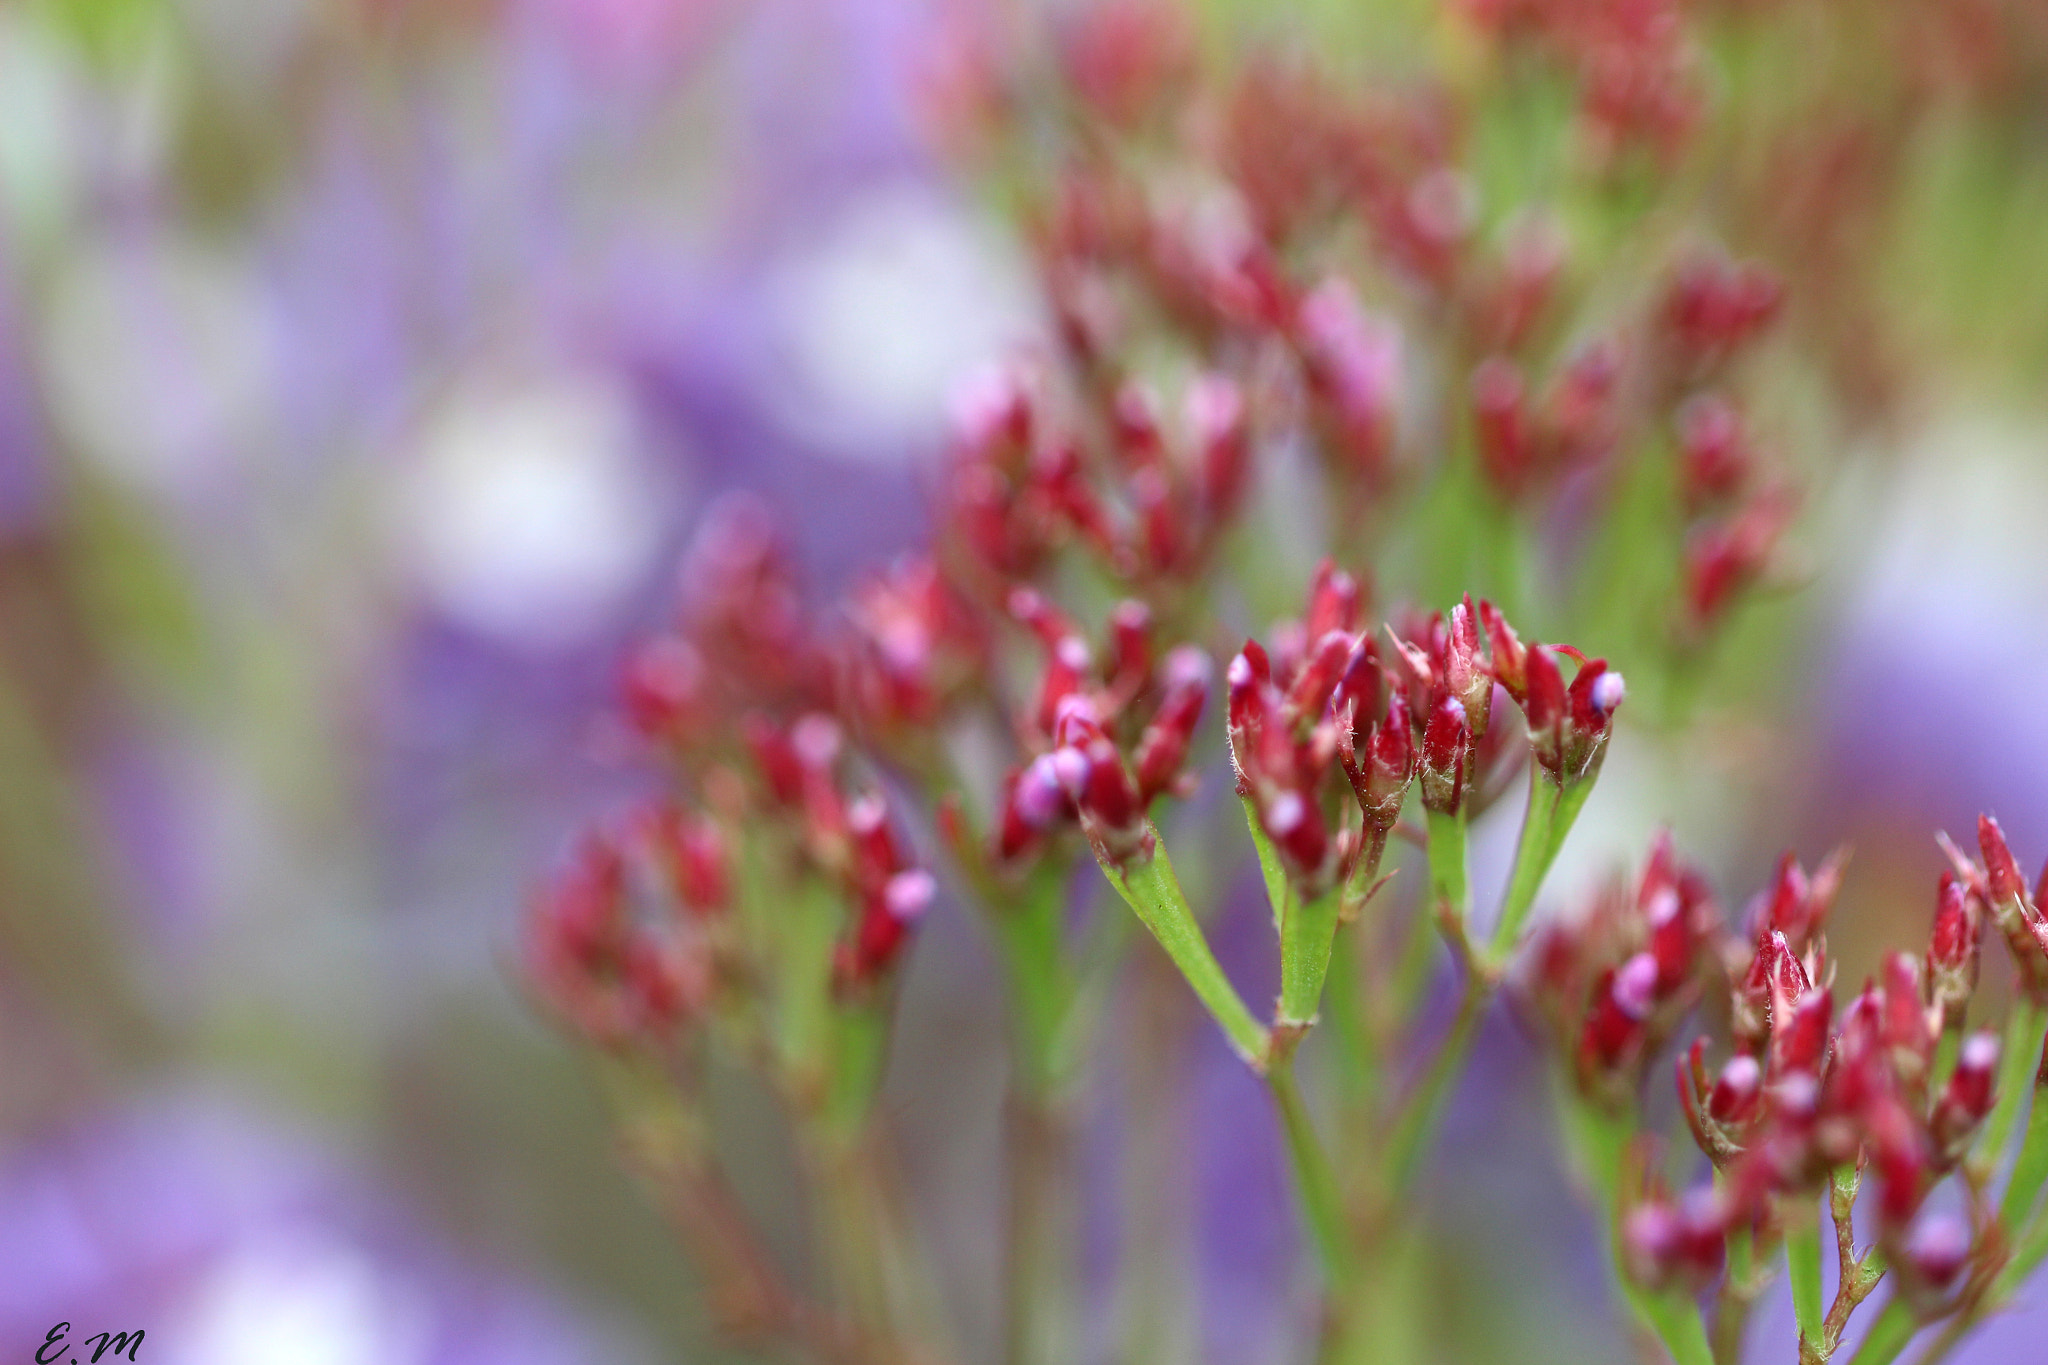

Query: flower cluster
left=532, top=497, right=942, bottom=1070
left=516, top=7, right=2048, bottom=1365
left=1524, top=817, right=2048, bottom=1360
left=923, top=0, right=1803, bottom=663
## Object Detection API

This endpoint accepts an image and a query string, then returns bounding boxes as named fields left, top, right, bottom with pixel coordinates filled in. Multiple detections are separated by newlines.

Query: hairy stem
left=1270, top=1054, right=1360, bottom=1287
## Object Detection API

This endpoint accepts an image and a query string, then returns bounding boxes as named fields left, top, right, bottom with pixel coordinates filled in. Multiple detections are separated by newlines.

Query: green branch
left=1101, top=830, right=1270, bottom=1069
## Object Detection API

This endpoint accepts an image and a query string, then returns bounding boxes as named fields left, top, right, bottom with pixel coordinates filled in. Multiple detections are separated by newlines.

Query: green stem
left=1279, top=884, right=1347, bottom=1029
left=1549, top=775, right=1600, bottom=867
left=1981, top=1000, right=2047, bottom=1171
left=2006, top=1201, right=2048, bottom=1289
left=1279, top=823, right=1389, bottom=1032
left=1390, top=883, right=1445, bottom=1027
left=1787, top=1193, right=1825, bottom=1354
left=824, top=999, right=892, bottom=1137
left=1383, top=981, right=1488, bottom=1188
left=1243, top=795, right=1294, bottom=941
left=1999, top=1059, right=2048, bottom=1232
left=1566, top=1098, right=1716, bottom=1365
left=1103, top=831, right=1270, bottom=1069
left=1322, top=925, right=1381, bottom=1127
left=776, top=876, right=845, bottom=1091
left=1004, top=1093, right=1071, bottom=1365
left=1492, top=771, right=1564, bottom=959
left=1842, top=1297, right=1918, bottom=1365
left=807, top=1129, right=898, bottom=1343
left=990, top=868, right=1074, bottom=1096
left=1424, top=808, right=1469, bottom=934
left=1269, top=1056, right=1359, bottom=1286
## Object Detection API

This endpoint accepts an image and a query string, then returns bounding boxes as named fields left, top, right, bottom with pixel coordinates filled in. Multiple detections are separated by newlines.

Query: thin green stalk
left=1244, top=796, right=1294, bottom=941
left=1322, top=926, right=1381, bottom=1124
left=2006, top=1200, right=2048, bottom=1288
left=1998, top=1060, right=2048, bottom=1230
left=1103, top=831, right=1270, bottom=1068
left=1004, top=1093, right=1071, bottom=1365
left=1549, top=776, right=1600, bottom=866
left=1389, top=883, right=1446, bottom=1026
left=1712, top=1224, right=1758, bottom=1365
left=1786, top=1194, right=1825, bottom=1354
left=1280, top=824, right=1389, bottom=1032
left=989, top=869, right=1074, bottom=1096
left=1383, top=981, right=1487, bottom=1188
left=1492, top=771, right=1564, bottom=958
left=987, top=873, right=1075, bottom=1365
left=1269, top=1056, right=1359, bottom=1286
left=1376, top=807, right=1486, bottom=1185
left=806, top=1128, right=898, bottom=1344
left=1279, top=884, right=1346, bottom=1028
left=776, top=876, right=846, bottom=1089
left=1424, top=807, right=1469, bottom=932
left=1980, top=1000, right=2047, bottom=1170
left=1566, top=1098, right=1716, bottom=1365
left=1842, top=1297, right=1918, bottom=1365
left=828, top=1002, right=891, bottom=1135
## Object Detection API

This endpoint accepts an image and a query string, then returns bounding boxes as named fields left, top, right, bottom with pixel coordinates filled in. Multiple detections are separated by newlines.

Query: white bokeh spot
left=396, top=366, right=670, bottom=650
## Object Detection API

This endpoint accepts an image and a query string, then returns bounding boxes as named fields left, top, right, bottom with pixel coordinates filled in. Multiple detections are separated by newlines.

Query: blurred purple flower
left=0, top=1094, right=641, bottom=1365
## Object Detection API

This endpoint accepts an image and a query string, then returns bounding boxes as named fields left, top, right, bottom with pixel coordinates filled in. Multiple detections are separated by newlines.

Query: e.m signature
left=36, top=1323, right=143, bottom=1364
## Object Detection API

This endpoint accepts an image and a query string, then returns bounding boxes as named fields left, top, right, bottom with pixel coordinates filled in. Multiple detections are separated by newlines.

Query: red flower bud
left=1283, top=629, right=1356, bottom=731
left=1929, top=871, right=1982, bottom=1015
left=1684, top=490, right=1793, bottom=628
left=1418, top=693, right=1472, bottom=815
left=1677, top=394, right=1750, bottom=510
left=1305, top=559, right=1362, bottom=639
left=1879, top=952, right=1933, bottom=1079
left=1976, top=814, right=2048, bottom=998
left=623, top=636, right=707, bottom=741
left=648, top=808, right=729, bottom=917
left=1477, top=599, right=1527, bottom=703
left=847, top=792, right=909, bottom=895
left=1261, top=788, right=1333, bottom=887
left=1708, top=1054, right=1763, bottom=1126
left=1524, top=644, right=1567, bottom=776
left=1446, top=596, right=1490, bottom=736
left=1131, top=648, right=1210, bottom=803
left=1772, top=987, right=1834, bottom=1079
left=1980, top=814, right=2028, bottom=909
left=1342, top=679, right=1414, bottom=832
left=1226, top=647, right=1272, bottom=794
left=1473, top=356, right=1535, bottom=498
left=1583, top=952, right=1661, bottom=1073
left=1055, top=737, right=1152, bottom=865
left=1111, top=381, right=1165, bottom=471
left=1901, top=1215, right=1971, bottom=1294
left=1624, top=1188, right=1727, bottom=1291
left=1932, top=1030, right=2000, bottom=1160
left=997, top=754, right=1073, bottom=861
left=1752, top=849, right=1846, bottom=956
left=1189, top=373, right=1250, bottom=520
left=1734, top=930, right=1808, bottom=1048
left=1106, top=599, right=1155, bottom=698
left=838, top=868, right=935, bottom=988
left=1330, top=635, right=1384, bottom=731
left=1645, top=888, right=1696, bottom=992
